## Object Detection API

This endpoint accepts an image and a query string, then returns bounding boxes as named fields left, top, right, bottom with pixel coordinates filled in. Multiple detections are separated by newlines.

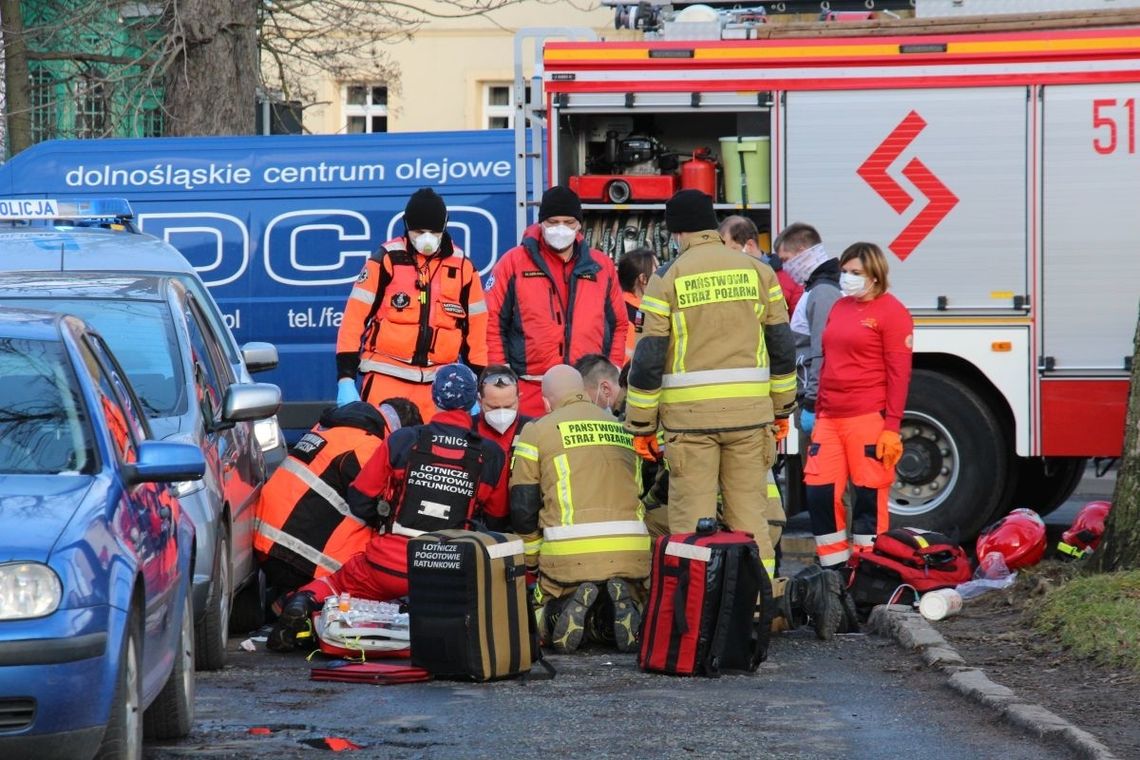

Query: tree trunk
left=163, top=0, right=258, bottom=136
left=1, top=0, right=32, bottom=154
left=1095, top=306, right=1140, bottom=571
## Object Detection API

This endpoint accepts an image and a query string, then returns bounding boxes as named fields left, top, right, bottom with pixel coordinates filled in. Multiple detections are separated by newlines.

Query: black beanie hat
left=665, top=189, right=718, bottom=233
left=404, top=188, right=448, bottom=232
left=539, top=185, right=582, bottom=222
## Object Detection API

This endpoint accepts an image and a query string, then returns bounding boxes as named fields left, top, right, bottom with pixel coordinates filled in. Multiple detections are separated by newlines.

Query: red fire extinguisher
left=681, top=148, right=717, bottom=199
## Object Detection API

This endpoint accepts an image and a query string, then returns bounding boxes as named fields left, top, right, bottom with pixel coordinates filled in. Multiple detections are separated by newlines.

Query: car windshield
left=0, top=299, right=186, bottom=418
left=0, top=337, right=96, bottom=474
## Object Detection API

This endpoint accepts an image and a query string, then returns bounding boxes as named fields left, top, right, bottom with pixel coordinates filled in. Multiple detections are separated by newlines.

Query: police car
left=0, top=198, right=286, bottom=470
left=0, top=199, right=285, bottom=667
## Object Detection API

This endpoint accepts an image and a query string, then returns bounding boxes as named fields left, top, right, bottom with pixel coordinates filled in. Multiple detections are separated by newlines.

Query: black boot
left=786, top=566, right=844, bottom=641
left=266, top=591, right=317, bottom=652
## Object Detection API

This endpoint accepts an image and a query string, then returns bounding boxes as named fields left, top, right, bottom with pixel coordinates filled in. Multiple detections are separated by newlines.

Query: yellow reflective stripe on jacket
left=768, top=284, right=784, bottom=303
left=671, top=311, right=688, bottom=374
left=514, top=442, right=539, bottom=462
left=524, top=537, right=544, bottom=556
left=767, top=482, right=780, bottom=499
left=640, top=295, right=671, bottom=317
left=554, top=454, right=573, bottom=525
left=539, top=535, right=652, bottom=556
left=661, top=367, right=769, bottom=388
left=762, top=557, right=776, bottom=578
left=673, top=269, right=760, bottom=308
left=754, top=303, right=766, bottom=368
left=771, top=373, right=797, bottom=394
left=626, top=387, right=661, bottom=410
left=660, top=382, right=770, bottom=404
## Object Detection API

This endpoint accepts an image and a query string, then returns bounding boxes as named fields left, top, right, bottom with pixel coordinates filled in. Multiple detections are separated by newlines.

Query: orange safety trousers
left=297, top=533, right=410, bottom=604
left=361, top=374, right=436, bottom=423
left=803, top=412, right=894, bottom=568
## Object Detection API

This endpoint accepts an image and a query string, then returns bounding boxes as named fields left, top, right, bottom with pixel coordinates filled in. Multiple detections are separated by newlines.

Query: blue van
left=0, top=132, right=519, bottom=435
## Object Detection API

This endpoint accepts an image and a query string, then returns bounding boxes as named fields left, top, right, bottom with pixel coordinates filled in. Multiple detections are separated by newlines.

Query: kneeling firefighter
left=510, top=365, right=650, bottom=655
left=254, top=399, right=422, bottom=594
left=268, top=365, right=506, bottom=651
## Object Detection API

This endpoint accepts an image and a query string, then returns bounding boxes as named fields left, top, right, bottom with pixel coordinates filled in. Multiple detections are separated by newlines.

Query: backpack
left=639, top=527, right=772, bottom=677
left=390, top=428, right=484, bottom=536
left=846, top=528, right=972, bottom=612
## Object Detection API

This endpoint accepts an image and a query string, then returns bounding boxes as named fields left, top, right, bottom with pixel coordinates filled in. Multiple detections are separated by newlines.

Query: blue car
left=0, top=273, right=281, bottom=672
left=0, top=308, right=204, bottom=759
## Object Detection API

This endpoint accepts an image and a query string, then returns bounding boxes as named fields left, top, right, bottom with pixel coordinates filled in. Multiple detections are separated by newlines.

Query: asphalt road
left=146, top=627, right=1076, bottom=759
left=145, top=467, right=1116, bottom=759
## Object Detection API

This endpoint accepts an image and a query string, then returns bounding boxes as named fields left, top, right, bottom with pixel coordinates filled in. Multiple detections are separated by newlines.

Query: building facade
left=301, top=2, right=627, bottom=135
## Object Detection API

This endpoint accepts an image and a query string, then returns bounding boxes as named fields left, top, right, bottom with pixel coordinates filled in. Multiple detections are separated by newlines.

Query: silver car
left=0, top=273, right=280, bottom=670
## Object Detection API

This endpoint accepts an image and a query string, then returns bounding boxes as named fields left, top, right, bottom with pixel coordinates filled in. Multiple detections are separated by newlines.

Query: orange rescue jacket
left=336, top=236, right=488, bottom=383
left=254, top=403, right=395, bottom=580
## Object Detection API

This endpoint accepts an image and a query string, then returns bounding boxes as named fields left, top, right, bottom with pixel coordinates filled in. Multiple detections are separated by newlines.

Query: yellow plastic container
left=719, top=136, right=771, bottom=205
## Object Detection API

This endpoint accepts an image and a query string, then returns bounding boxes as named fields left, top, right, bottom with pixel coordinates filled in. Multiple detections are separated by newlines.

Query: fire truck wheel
left=890, top=370, right=1012, bottom=540
left=1009, top=456, right=1087, bottom=517
left=607, top=180, right=632, bottom=204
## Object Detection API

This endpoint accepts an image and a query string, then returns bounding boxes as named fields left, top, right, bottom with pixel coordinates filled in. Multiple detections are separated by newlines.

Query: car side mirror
left=241, top=342, right=279, bottom=374
left=124, top=441, right=206, bottom=485
left=219, top=382, right=282, bottom=430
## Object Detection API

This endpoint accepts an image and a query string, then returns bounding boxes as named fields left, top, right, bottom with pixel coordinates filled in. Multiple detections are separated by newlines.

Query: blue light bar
left=0, top=197, right=134, bottom=221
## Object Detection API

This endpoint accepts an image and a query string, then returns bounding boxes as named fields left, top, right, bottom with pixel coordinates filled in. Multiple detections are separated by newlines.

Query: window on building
left=142, top=106, right=163, bottom=138
left=482, top=82, right=533, bottom=130
left=74, top=77, right=108, bottom=138
left=29, top=68, right=58, bottom=144
left=344, top=84, right=388, bottom=134
left=484, top=83, right=513, bottom=129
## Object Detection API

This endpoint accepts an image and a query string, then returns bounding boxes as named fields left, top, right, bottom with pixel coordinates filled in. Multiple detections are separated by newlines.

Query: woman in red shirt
left=803, top=242, right=913, bottom=570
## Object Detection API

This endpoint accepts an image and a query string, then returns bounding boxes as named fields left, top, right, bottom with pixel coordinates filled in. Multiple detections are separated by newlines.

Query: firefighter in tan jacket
left=510, top=365, right=650, bottom=655
left=624, top=189, right=797, bottom=579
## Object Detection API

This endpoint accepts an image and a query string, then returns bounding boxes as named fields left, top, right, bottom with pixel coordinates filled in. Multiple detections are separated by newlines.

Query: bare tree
left=0, top=0, right=31, bottom=153
left=1, top=0, right=532, bottom=153
left=1095, top=307, right=1140, bottom=571
left=1, top=1, right=170, bottom=153
left=163, top=0, right=259, bottom=135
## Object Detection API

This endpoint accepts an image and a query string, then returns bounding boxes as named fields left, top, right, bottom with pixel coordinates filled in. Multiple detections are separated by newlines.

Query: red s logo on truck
left=857, top=110, right=959, bottom=261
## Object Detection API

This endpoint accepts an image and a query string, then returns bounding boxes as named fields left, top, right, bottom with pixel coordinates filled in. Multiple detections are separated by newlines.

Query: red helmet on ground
left=1058, top=501, right=1112, bottom=559
left=976, top=508, right=1047, bottom=570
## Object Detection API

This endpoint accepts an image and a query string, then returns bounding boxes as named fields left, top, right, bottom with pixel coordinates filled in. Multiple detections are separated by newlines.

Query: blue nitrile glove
left=799, top=409, right=816, bottom=435
left=337, top=378, right=361, bottom=407
left=470, top=400, right=481, bottom=416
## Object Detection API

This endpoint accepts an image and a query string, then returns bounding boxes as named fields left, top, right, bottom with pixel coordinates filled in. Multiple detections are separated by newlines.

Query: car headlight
left=0, top=562, right=63, bottom=620
left=171, top=479, right=206, bottom=498
left=254, top=416, right=283, bottom=453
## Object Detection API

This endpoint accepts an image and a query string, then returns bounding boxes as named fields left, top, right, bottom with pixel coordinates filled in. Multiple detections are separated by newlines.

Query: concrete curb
left=868, top=605, right=1118, bottom=760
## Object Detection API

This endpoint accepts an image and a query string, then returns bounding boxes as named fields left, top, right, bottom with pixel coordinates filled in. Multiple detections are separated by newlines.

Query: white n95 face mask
left=840, top=272, right=868, bottom=298
left=413, top=232, right=441, bottom=255
left=542, top=224, right=577, bottom=251
left=485, top=408, right=518, bottom=434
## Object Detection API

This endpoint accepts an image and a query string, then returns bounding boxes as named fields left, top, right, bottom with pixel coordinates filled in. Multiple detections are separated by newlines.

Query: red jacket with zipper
left=485, top=225, right=627, bottom=378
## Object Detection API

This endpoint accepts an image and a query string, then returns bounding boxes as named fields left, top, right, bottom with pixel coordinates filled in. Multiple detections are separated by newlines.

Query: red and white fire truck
left=514, top=5, right=1140, bottom=537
